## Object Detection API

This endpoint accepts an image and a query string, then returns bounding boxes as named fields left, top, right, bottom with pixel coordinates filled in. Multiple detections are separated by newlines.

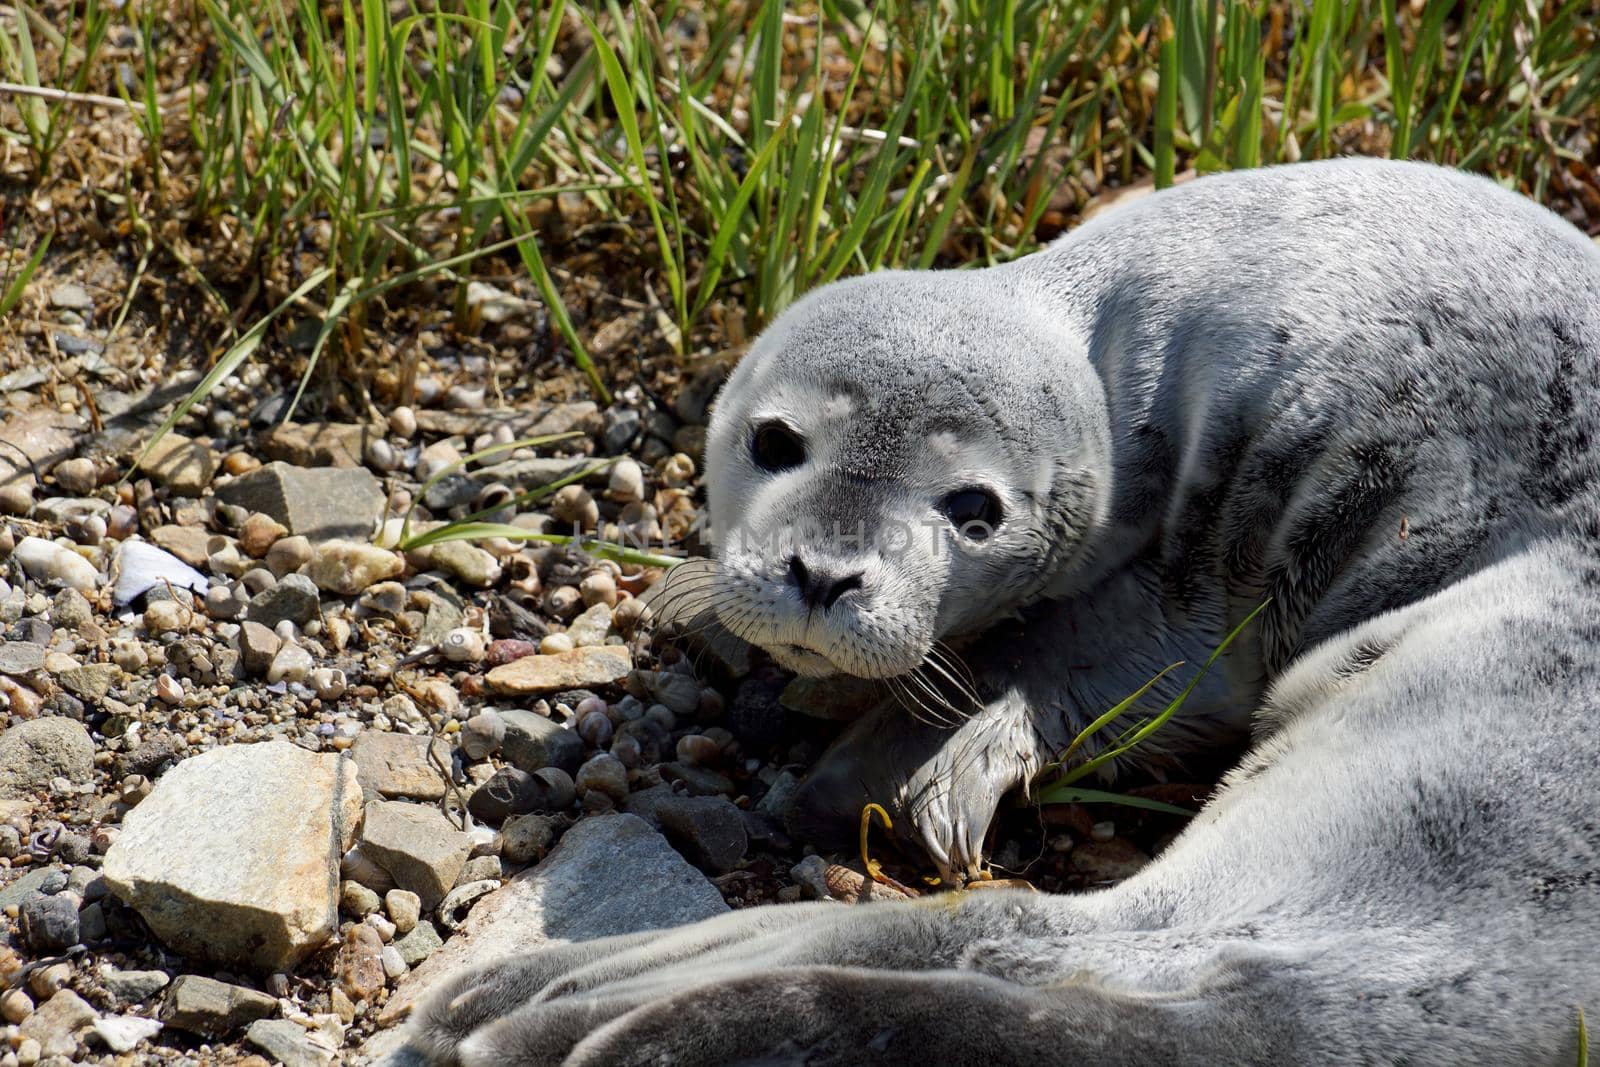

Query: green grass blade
left=0, top=229, right=51, bottom=317
left=1032, top=786, right=1196, bottom=817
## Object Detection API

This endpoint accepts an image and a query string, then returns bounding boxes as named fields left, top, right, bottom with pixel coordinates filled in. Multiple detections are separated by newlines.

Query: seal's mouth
left=769, top=642, right=840, bottom=676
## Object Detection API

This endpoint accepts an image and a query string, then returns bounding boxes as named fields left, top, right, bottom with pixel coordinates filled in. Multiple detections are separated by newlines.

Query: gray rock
left=0, top=717, right=94, bottom=798
left=0, top=867, right=64, bottom=911
left=237, top=620, right=282, bottom=677
left=350, top=731, right=451, bottom=802
left=19, top=891, right=80, bottom=953
left=458, top=854, right=502, bottom=884
left=103, top=741, right=363, bottom=970
left=756, top=769, right=804, bottom=818
left=246, top=1018, right=338, bottom=1066
left=375, top=814, right=726, bottom=1030
left=359, top=800, right=471, bottom=910
left=56, top=662, right=119, bottom=701
left=393, top=919, right=442, bottom=967
left=216, top=462, right=386, bottom=542
left=656, top=795, right=748, bottom=874
left=466, top=767, right=534, bottom=824
left=0, top=639, right=46, bottom=674
left=246, top=573, right=320, bottom=628
left=779, top=673, right=884, bottom=720
left=160, top=975, right=277, bottom=1037
left=499, top=709, right=583, bottom=776
left=99, top=967, right=171, bottom=1004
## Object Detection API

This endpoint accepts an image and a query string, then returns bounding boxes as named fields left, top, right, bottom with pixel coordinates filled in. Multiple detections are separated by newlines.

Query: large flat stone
left=373, top=813, right=727, bottom=1032
left=103, top=741, right=362, bottom=970
left=484, top=646, right=633, bottom=696
left=216, top=462, right=385, bottom=542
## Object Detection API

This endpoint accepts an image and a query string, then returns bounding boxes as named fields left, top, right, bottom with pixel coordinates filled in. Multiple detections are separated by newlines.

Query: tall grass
left=2, top=1, right=1597, bottom=404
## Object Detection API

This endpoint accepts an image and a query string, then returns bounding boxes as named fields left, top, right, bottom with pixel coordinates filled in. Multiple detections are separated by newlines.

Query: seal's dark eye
left=940, top=488, right=1003, bottom=541
left=751, top=422, right=806, bottom=472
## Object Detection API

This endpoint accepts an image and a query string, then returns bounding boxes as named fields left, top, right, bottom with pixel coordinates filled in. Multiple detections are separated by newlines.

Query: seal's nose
left=785, top=554, right=864, bottom=612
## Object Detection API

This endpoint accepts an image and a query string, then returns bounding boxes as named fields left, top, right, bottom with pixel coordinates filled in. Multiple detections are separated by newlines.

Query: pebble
left=264, top=534, right=313, bottom=577
left=216, top=462, right=386, bottom=542
left=429, top=540, right=502, bottom=587
left=366, top=911, right=397, bottom=942
left=1, top=989, right=32, bottom=1024
left=393, top=919, right=443, bottom=967
left=13, top=537, right=98, bottom=592
left=246, top=573, right=320, bottom=628
left=565, top=601, right=614, bottom=646
left=656, top=795, right=748, bottom=874
left=340, top=880, right=382, bottom=917
left=205, top=584, right=246, bottom=619
left=51, top=457, right=97, bottom=495
left=384, top=889, right=421, bottom=934
left=99, top=967, right=170, bottom=1004
left=334, top=923, right=386, bottom=1003
left=359, top=581, right=407, bottom=616
left=359, top=800, right=472, bottom=909
left=158, top=975, right=277, bottom=1037
left=500, top=813, right=558, bottom=865
left=238, top=513, right=288, bottom=557
left=141, top=599, right=185, bottom=634
left=299, top=540, right=404, bottom=595
left=266, top=641, right=314, bottom=684
left=388, top=406, right=417, bottom=439
left=539, top=632, right=574, bottom=654
left=140, top=432, right=217, bottom=496
left=18, top=987, right=97, bottom=1059
left=500, top=709, right=584, bottom=775
left=574, top=753, right=629, bottom=804
left=91, top=1016, right=163, bottom=1053
left=485, top=645, right=633, bottom=696
left=245, top=1018, right=337, bottom=1067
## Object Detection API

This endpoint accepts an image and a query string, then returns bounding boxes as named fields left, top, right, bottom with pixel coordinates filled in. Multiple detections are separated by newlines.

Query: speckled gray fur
left=399, top=159, right=1600, bottom=1065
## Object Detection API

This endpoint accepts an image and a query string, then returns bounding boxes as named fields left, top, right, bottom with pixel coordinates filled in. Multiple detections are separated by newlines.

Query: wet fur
left=396, top=159, right=1600, bottom=1065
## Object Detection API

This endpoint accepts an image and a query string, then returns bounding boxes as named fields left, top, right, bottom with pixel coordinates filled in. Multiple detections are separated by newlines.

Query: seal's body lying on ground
left=403, top=158, right=1600, bottom=1064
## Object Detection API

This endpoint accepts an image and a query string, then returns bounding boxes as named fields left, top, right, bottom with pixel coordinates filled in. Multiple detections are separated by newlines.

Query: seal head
left=702, top=269, right=1110, bottom=681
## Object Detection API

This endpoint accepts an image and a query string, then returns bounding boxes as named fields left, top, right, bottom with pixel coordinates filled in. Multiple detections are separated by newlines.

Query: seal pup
left=401, top=158, right=1600, bottom=1064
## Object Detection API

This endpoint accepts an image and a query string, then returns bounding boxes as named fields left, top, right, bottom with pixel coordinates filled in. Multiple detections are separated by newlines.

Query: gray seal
left=399, top=158, right=1600, bottom=1065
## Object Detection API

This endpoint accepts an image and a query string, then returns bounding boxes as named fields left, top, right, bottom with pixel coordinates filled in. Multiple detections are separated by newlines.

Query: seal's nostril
left=786, top=555, right=809, bottom=591
left=821, top=572, right=864, bottom=610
